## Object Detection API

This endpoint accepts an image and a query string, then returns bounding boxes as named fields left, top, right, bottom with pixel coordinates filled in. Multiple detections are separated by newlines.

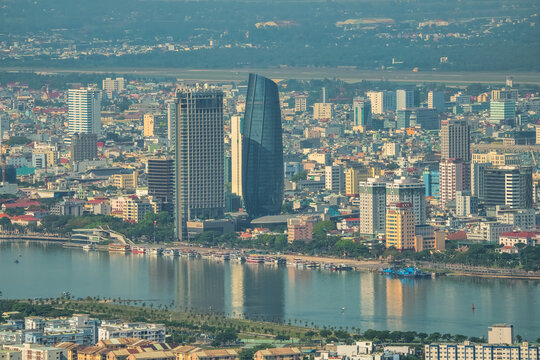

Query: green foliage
left=312, top=220, right=336, bottom=236
left=291, top=171, right=308, bottom=181
left=7, top=136, right=31, bottom=146
left=211, top=328, right=238, bottom=346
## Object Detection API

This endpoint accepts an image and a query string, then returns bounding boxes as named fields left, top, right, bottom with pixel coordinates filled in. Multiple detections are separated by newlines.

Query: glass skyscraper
left=242, top=74, right=284, bottom=217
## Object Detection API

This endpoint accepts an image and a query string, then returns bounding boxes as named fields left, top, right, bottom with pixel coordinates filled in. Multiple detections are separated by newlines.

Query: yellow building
left=254, top=348, right=302, bottom=360
left=143, top=114, right=167, bottom=137
left=385, top=202, right=415, bottom=250
left=112, top=171, right=138, bottom=189
left=122, top=197, right=157, bottom=223
left=471, top=151, right=520, bottom=166
left=77, top=347, right=109, bottom=360
left=189, top=350, right=239, bottom=360
left=345, top=168, right=360, bottom=196
left=55, top=343, right=84, bottom=360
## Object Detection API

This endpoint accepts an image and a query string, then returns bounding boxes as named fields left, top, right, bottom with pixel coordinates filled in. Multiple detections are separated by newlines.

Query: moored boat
left=132, top=246, right=146, bottom=254
left=246, top=254, right=265, bottom=263
left=108, top=243, right=130, bottom=253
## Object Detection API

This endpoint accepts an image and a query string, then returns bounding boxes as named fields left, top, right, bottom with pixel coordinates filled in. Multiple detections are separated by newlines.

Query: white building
left=230, top=115, right=243, bottom=196
left=2, top=344, right=66, bottom=360
left=366, top=91, right=395, bottom=114
left=425, top=342, right=537, bottom=360
left=0, top=349, right=21, bottom=360
left=359, top=177, right=387, bottom=235
left=325, top=165, right=345, bottom=194
left=488, top=324, right=513, bottom=344
left=495, top=206, right=535, bottom=230
left=67, top=88, right=101, bottom=136
left=455, top=190, right=478, bottom=217
left=98, top=322, right=166, bottom=342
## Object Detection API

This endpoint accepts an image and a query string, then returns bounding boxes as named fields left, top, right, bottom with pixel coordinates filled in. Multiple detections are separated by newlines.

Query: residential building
left=70, top=134, right=98, bottom=164
left=425, top=343, right=538, bottom=360
left=386, top=177, right=426, bottom=225
left=254, top=348, right=302, bottom=360
left=112, top=172, right=138, bottom=189
left=353, top=97, right=371, bottom=131
left=366, top=90, right=395, bottom=114
left=488, top=324, right=514, bottom=344
left=102, top=77, right=125, bottom=93
left=68, top=88, right=101, bottom=136
left=126, top=351, right=175, bottom=360
left=174, top=89, right=224, bottom=240
left=0, top=349, right=21, bottom=360
left=166, top=100, right=176, bottom=146
left=396, top=89, right=415, bottom=110
left=478, top=222, right=513, bottom=242
left=3, top=344, right=67, bottom=360
left=98, top=323, right=165, bottom=342
left=415, top=225, right=446, bottom=252
left=428, top=91, right=445, bottom=113
left=294, top=94, right=307, bottom=112
left=439, top=159, right=469, bottom=205
left=382, top=142, right=400, bottom=158
left=471, top=152, right=520, bottom=166
left=230, top=115, right=243, bottom=197
left=359, top=177, right=387, bottom=235
left=242, top=74, right=284, bottom=217
left=345, top=168, right=361, bottom=196
left=455, top=190, right=478, bottom=216
left=143, top=114, right=167, bottom=138
left=325, top=164, right=345, bottom=194
left=0, top=113, right=10, bottom=139
left=147, top=158, right=174, bottom=212
left=313, top=103, right=333, bottom=120
left=77, top=347, right=109, bottom=360
left=440, top=119, right=470, bottom=162
left=386, top=202, right=415, bottom=250
left=122, top=197, right=156, bottom=223
left=287, top=216, right=316, bottom=243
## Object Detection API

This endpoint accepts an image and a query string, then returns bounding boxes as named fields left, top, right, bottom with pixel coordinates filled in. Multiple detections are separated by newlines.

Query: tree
left=313, top=220, right=336, bottom=236
left=516, top=335, right=522, bottom=343
left=291, top=171, right=307, bottom=181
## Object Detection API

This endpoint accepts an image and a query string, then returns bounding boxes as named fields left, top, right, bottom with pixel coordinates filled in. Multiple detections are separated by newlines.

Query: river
left=0, top=242, right=538, bottom=339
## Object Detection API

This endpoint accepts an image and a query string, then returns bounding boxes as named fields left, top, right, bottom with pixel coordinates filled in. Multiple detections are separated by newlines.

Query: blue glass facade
left=242, top=74, right=284, bottom=217
left=423, top=169, right=440, bottom=199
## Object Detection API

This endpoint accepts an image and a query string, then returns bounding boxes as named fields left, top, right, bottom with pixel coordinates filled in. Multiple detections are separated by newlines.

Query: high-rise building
left=294, top=94, right=307, bottom=112
left=412, top=108, right=439, bottom=130
left=490, top=100, right=516, bottom=125
left=386, top=202, right=415, bottom=250
left=483, top=166, right=533, bottom=209
left=439, top=159, right=470, bottom=205
left=143, top=114, right=167, bottom=138
left=67, top=88, right=101, bottom=136
left=166, top=100, right=176, bottom=147
left=386, top=177, right=426, bottom=225
left=345, top=168, right=361, bottom=196
left=456, top=190, right=478, bottom=216
left=353, top=97, right=372, bottom=131
left=396, top=89, right=415, bottom=110
left=102, top=77, right=125, bottom=93
left=471, top=162, right=489, bottom=198
left=174, top=89, right=224, bottom=240
left=231, top=115, right=243, bottom=197
left=359, top=177, right=387, bottom=235
left=440, top=119, right=470, bottom=162
left=70, top=133, right=98, bottom=164
left=423, top=169, right=440, bottom=199
left=242, top=74, right=284, bottom=217
left=366, top=90, right=395, bottom=114
left=313, top=103, right=333, bottom=120
left=325, top=164, right=345, bottom=194
left=0, top=112, right=10, bottom=140
left=148, top=158, right=174, bottom=212
left=428, top=91, right=445, bottom=113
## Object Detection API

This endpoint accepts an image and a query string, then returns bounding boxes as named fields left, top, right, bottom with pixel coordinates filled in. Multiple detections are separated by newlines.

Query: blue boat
left=381, top=266, right=430, bottom=278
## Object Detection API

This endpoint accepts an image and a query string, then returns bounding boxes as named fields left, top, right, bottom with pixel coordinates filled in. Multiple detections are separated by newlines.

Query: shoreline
left=3, top=237, right=539, bottom=280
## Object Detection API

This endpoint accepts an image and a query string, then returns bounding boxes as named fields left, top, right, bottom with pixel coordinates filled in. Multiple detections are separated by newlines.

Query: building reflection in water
left=240, top=263, right=285, bottom=322
left=385, top=277, right=404, bottom=329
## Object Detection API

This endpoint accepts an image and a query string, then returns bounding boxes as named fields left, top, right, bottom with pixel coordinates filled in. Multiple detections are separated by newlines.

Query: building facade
left=386, top=202, right=415, bottom=250
left=68, top=88, right=101, bottom=136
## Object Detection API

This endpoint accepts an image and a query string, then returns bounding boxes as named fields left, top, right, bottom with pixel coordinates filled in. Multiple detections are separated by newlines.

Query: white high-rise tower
left=68, top=88, right=101, bottom=136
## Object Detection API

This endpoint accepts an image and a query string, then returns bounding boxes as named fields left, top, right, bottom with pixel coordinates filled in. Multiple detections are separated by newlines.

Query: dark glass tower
left=242, top=74, right=284, bottom=217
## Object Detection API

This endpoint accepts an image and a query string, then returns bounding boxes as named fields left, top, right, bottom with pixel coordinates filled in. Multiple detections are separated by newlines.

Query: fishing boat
left=108, top=243, right=130, bottom=253
left=246, top=254, right=265, bottom=263
left=131, top=246, right=146, bottom=254
left=381, top=266, right=430, bottom=278
left=147, top=247, right=163, bottom=256
left=163, top=248, right=179, bottom=256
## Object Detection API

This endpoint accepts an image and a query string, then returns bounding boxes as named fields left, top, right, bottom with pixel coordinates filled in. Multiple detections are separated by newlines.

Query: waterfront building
left=230, top=115, right=243, bottom=197
left=98, top=323, right=166, bottom=342
left=396, top=89, right=415, bottom=110
left=428, top=91, right=445, bottom=113
left=287, top=216, right=317, bottom=243
left=70, top=134, right=98, bottom=164
left=440, top=119, right=470, bottom=162
left=385, top=202, right=415, bottom=251
left=143, top=114, right=168, bottom=138
left=174, top=89, right=224, bottom=240
left=415, top=225, right=446, bottom=252
left=425, top=342, right=538, bottom=360
left=353, top=97, right=372, bottom=131
left=242, top=74, right=284, bottom=217
left=68, top=88, right=101, bottom=136
left=499, top=232, right=539, bottom=248
left=325, top=164, right=345, bottom=194
left=122, top=197, right=156, bottom=223
left=488, top=324, right=513, bottom=344
left=147, top=158, right=174, bottom=213
left=386, top=177, right=426, bottom=225
left=359, top=178, right=387, bottom=235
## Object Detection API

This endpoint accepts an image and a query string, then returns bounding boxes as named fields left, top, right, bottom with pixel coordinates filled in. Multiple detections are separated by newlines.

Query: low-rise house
left=254, top=348, right=303, bottom=360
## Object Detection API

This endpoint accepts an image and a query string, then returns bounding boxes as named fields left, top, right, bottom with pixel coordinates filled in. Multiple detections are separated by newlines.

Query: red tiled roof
left=500, top=231, right=538, bottom=238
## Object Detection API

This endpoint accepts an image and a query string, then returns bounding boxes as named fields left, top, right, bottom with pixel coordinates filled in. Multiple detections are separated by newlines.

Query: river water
left=0, top=242, right=538, bottom=339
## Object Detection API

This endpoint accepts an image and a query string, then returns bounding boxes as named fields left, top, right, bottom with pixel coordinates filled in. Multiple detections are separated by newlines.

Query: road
left=3, top=66, right=540, bottom=84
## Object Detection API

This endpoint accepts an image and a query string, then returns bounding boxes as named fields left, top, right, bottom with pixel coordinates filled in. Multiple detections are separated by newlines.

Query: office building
left=366, top=90, right=395, bottom=114
left=70, top=133, right=98, bottom=164
left=386, top=177, right=426, bottom=225
left=359, top=177, right=387, bottom=235
left=174, top=89, right=224, bottom=240
left=166, top=100, right=176, bottom=146
left=471, top=151, right=520, bottom=166
left=439, top=159, right=470, bottom=205
left=112, top=171, right=138, bottom=189
left=230, top=115, right=243, bottom=197
left=428, top=91, right=445, bottom=113
left=455, top=190, right=478, bottom=216
left=353, top=97, right=372, bottom=131
left=440, top=119, right=470, bottom=162
left=386, top=202, right=415, bottom=250
left=143, top=114, right=167, bottom=138
left=491, top=89, right=518, bottom=101
left=122, top=197, right=155, bottom=223
left=242, top=74, right=284, bottom=217
left=325, top=164, right=345, bottom=194
left=147, top=158, right=174, bottom=212
left=67, top=88, right=101, bottom=136
left=397, top=108, right=438, bottom=130
left=313, top=103, right=333, bottom=120
left=471, top=162, right=489, bottom=197
left=483, top=166, right=533, bottom=209
left=495, top=206, right=535, bottom=230
left=490, top=100, right=516, bottom=125
left=396, top=89, right=415, bottom=110
left=423, top=169, right=440, bottom=199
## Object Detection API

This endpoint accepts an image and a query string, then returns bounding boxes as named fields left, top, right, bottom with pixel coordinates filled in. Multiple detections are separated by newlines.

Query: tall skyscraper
left=231, top=115, right=244, bottom=197
left=396, top=89, right=415, bottom=110
left=483, top=166, right=533, bottom=209
left=386, top=177, right=426, bottom=225
left=359, top=177, right=387, bottom=235
left=439, top=159, right=470, bottom=205
left=428, top=91, right=445, bottom=113
left=166, top=100, right=177, bottom=147
left=174, top=89, right=224, bottom=240
left=67, top=88, right=101, bottom=136
left=242, top=74, right=284, bottom=217
left=353, top=97, right=372, bottom=131
left=70, top=133, right=98, bottom=164
left=148, top=158, right=174, bottom=213
left=386, top=202, right=415, bottom=250
left=440, top=119, right=470, bottom=162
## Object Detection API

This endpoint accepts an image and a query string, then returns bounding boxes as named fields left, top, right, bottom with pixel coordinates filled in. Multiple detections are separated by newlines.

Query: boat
left=246, top=254, right=265, bottom=264
left=306, top=262, right=320, bottom=269
left=289, top=258, right=304, bottom=267
left=108, top=243, right=130, bottom=253
left=163, top=248, right=179, bottom=257
left=147, top=247, right=163, bottom=256
left=132, top=246, right=147, bottom=254
left=213, top=253, right=230, bottom=261
left=83, top=244, right=94, bottom=251
left=381, top=266, right=430, bottom=278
